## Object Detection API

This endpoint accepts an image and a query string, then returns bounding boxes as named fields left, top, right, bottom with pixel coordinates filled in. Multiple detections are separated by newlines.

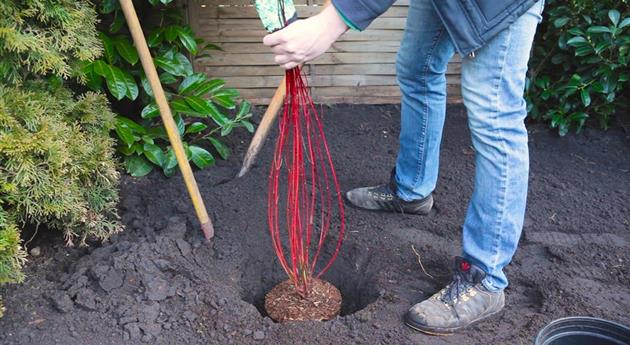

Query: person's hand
left=263, top=5, right=348, bottom=69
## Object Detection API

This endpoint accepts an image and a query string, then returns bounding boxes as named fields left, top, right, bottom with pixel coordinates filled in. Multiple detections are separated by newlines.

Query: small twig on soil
left=410, top=245, right=435, bottom=279
left=24, top=223, right=40, bottom=248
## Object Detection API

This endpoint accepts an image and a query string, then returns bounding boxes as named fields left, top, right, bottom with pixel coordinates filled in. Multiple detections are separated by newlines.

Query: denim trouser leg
left=395, top=0, right=544, bottom=290
left=461, top=2, right=543, bottom=292
left=394, top=0, right=454, bottom=201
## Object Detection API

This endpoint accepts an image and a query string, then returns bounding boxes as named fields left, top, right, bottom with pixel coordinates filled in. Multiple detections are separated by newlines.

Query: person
left=263, top=0, right=545, bottom=335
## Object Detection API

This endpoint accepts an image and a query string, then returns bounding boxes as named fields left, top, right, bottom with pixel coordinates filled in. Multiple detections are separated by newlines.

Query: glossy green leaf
left=194, top=79, right=225, bottom=96
left=140, top=73, right=154, bottom=97
left=206, top=102, right=228, bottom=126
left=567, top=27, right=585, bottom=36
left=178, top=73, right=207, bottom=95
left=178, top=29, right=198, bottom=54
left=159, top=72, right=178, bottom=84
left=241, top=120, right=255, bottom=133
left=143, top=143, right=166, bottom=167
left=154, top=53, right=192, bottom=77
left=155, top=56, right=184, bottom=76
left=163, top=149, right=178, bottom=176
left=174, top=114, right=185, bottom=135
left=125, top=155, right=153, bottom=177
left=186, top=122, right=208, bottom=134
left=117, top=116, right=146, bottom=134
left=115, top=123, right=135, bottom=146
left=173, top=53, right=194, bottom=76
left=574, top=45, right=593, bottom=56
left=566, top=36, right=587, bottom=46
left=184, top=96, right=214, bottom=116
left=164, top=26, right=179, bottom=42
left=189, top=146, right=215, bottom=169
left=147, top=30, right=163, bottom=48
left=580, top=88, right=591, bottom=107
left=586, top=26, right=611, bottom=34
left=146, top=126, right=167, bottom=140
left=93, top=61, right=127, bottom=100
left=591, top=81, right=605, bottom=93
left=208, top=137, right=230, bottom=160
left=141, top=102, right=160, bottom=119
left=99, top=32, right=116, bottom=64
left=114, top=38, right=139, bottom=65
left=582, top=15, right=592, bottom=25
left=118, top=143, right=135, bottom=156
left=84, top=66, right=103, bottom=91
left=213, top=88, right=239, bottom=98
left=237, top=100, right=252, bottom=117
left=553, top=17, right=569, bottom=28
left=121, top=69, right=139, bottom=100
left=212, top=94, right=236, bottom=109
left=220, top=123, right=234, bottom=137
left=170, top=98, right=194, bottom=114
left=608, top=10, right=620, bottom=27
left=619, top=17, right=630, bottom=29
left=594, top=41, right=612, bottom=54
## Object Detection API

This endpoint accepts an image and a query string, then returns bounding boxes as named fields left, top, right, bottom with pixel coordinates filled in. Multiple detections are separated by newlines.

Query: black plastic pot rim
left=535, top=316, right=630, bottom=345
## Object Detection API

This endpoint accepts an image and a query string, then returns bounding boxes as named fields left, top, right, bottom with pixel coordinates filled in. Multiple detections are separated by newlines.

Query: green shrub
left=86, top=0, right=254, bottom=177
left=0, top=210, right=27, bottom=317
left=0, top=0, right=102, bottom=85
left=0, top=1, right=121, bottom=317
left=0, top=84, right=122, bottom=245
left=526, top=0, right=629, bottom=135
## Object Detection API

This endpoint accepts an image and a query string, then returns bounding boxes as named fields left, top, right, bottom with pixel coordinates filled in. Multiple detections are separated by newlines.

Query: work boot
left=345, top=169, right=433, bottom=215
left=404, top=257, right=505, bottom=335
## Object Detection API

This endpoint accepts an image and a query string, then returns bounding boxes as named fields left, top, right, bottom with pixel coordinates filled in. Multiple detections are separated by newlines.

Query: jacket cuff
left=331, top=0, right=377, bottom=31
left=332, top=3, right=360, bottom=31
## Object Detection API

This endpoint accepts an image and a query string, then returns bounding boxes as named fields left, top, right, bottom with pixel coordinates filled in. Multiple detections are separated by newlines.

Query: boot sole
left=403, top=307, right=503, bottom=336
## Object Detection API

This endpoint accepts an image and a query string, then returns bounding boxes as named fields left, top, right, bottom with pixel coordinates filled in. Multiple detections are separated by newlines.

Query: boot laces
left=435, top=272, right=475, bottom=306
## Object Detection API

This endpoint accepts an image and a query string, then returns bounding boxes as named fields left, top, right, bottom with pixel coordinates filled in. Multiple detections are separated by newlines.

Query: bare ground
left=1, top=104, right=628, bottom=345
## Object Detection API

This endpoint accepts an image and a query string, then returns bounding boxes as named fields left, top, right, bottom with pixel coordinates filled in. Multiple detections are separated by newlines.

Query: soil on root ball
left=265, top=279, right=342, bottom=322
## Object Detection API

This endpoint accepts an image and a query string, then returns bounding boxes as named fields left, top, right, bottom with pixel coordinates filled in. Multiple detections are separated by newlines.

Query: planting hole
left=240, top=243, right=379, bottom=318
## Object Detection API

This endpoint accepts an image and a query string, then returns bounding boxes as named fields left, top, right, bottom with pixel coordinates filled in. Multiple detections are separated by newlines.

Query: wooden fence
left=186, top=0, right=462, bottom=104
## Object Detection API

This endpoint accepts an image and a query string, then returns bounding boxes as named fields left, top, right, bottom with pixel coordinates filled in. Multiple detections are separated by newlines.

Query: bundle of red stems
left=267, top=67, right=345, bottom=298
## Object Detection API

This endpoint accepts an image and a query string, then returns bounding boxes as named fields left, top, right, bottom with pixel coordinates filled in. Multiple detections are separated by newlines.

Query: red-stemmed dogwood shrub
left=267, top=66, right=345, bottom=298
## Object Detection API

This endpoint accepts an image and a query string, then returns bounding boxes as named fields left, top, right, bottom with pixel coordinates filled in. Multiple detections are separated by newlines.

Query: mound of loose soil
left=0, top=104, right=628, bottom=345
left=265, top=279, right=342, bottom=322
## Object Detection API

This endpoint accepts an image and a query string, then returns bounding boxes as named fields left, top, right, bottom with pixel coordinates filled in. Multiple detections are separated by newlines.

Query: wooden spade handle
left=119, top=0, right=214, bottom=240
left=237, top=78, right=286, bottom=177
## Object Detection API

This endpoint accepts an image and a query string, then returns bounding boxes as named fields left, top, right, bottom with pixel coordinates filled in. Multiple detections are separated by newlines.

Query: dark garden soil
left=1, top=104, right=629, bottom=345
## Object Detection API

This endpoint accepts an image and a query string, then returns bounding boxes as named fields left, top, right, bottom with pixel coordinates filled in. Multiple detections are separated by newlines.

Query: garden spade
left=118, top=0, right=215, bottom=240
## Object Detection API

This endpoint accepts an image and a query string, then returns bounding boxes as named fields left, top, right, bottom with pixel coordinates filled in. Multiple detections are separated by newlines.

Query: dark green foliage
left=526, top=0, right=629, bottom=135
left=88, top=0, right=254, bottom=177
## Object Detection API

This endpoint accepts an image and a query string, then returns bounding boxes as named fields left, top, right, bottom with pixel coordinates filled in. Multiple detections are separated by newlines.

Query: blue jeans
left=395, top=0, right=544, bottom=291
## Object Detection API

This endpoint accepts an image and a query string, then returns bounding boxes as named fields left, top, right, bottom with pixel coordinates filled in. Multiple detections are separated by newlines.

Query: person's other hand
left=263, top=5, right=348, bottom=69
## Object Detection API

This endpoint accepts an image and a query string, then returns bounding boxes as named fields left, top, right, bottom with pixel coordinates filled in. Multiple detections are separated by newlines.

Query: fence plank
left=187, top=0, right=462, bottom=104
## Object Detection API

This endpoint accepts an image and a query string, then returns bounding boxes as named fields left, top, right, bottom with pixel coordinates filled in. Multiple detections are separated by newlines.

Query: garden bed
left=0, top=104, right=628, bottom=344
